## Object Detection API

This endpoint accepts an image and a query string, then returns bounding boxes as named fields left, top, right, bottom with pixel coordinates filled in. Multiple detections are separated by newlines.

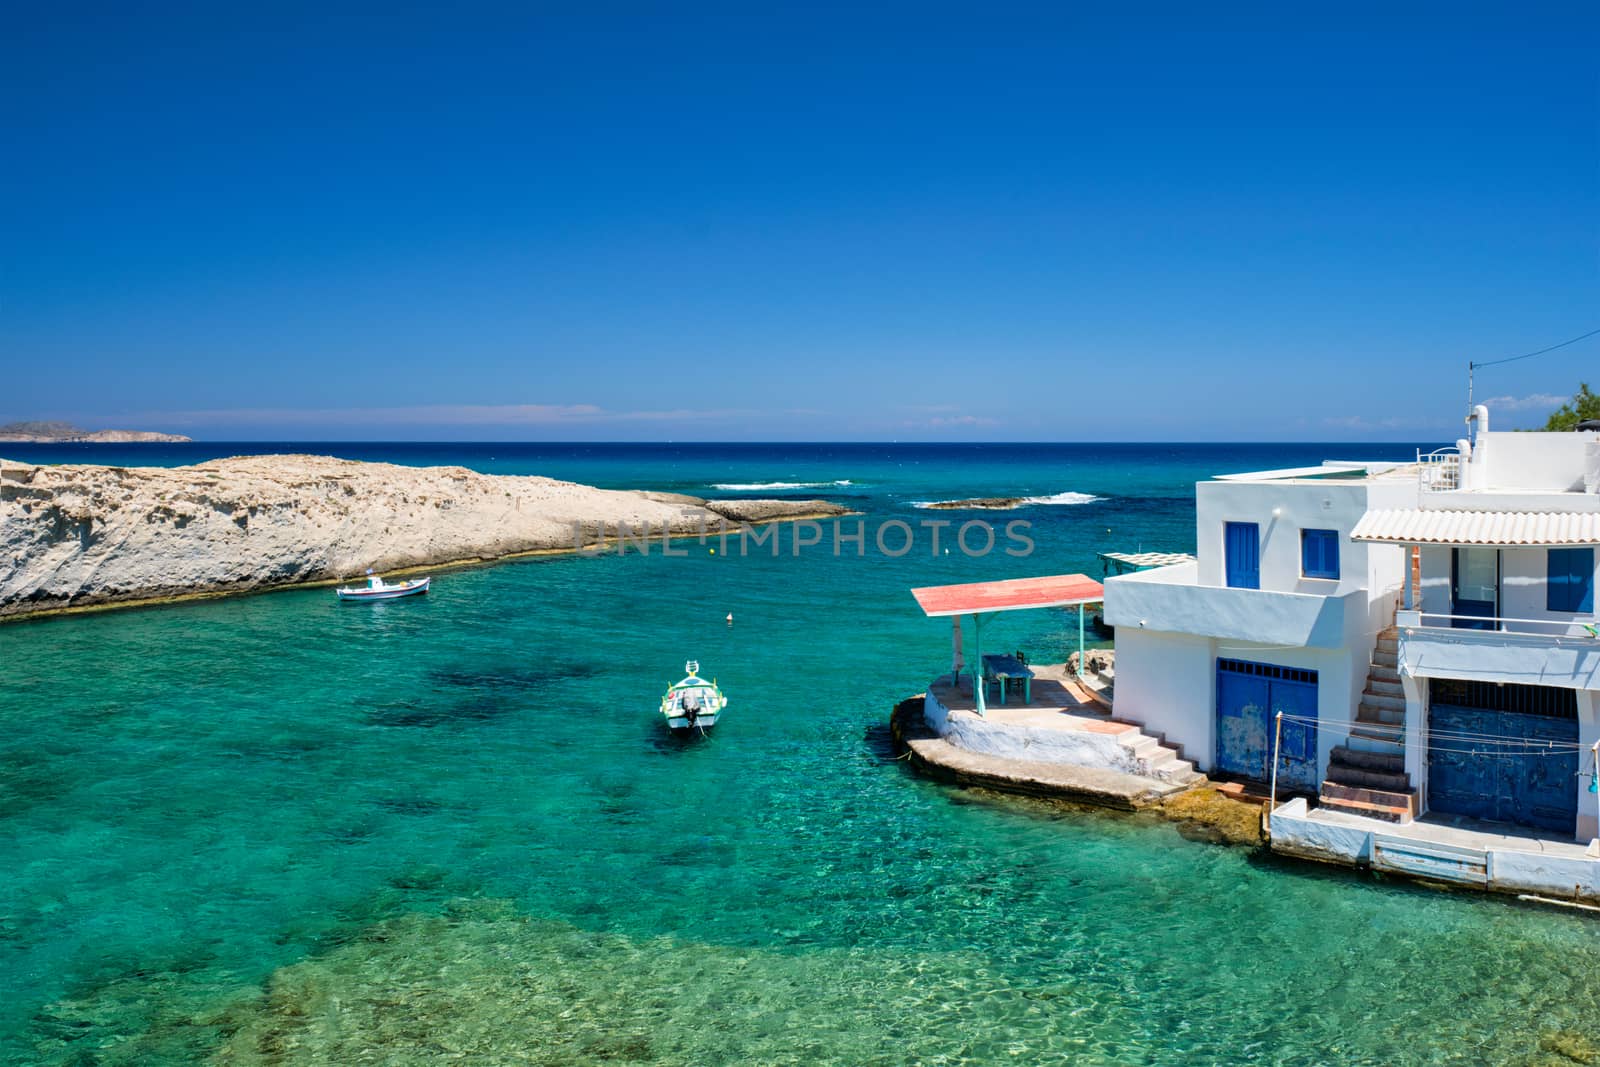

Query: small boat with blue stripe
left=660, top=661, right=726, bottom=732
left=336, top=571, right=431, bottom=602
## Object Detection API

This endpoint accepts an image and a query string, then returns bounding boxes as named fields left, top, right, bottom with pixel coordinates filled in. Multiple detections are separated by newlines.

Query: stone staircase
left=1318, top=627, right=1419, bottom=822
left=1119, top=727, right=1205, bottom=787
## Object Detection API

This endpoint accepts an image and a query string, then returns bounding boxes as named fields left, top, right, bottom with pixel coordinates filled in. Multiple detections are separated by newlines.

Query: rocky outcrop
left=918, top=497, right=1024, bottom=510
left=0, top=454, right=849, bottom=618
left=697, top=497, right=845, bottom=523
left=0, top=421, right=191, bottom=443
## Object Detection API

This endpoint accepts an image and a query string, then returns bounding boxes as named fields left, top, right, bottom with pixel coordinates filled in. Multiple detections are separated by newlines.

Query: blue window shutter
left=1575, top=548, right=1594, bottom=613
left=1301, top=529, right=1339, bottom=580
left=1548, top=548, right=1595, bottom=613
left=1548, top=549, right=1569, bottom=611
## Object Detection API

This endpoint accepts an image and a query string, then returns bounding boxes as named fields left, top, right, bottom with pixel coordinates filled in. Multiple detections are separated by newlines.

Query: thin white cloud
left=102, top=403, right=802, bottom=427
left=916, top=414, right=999, bottom=429
left=1320, top=415, right=1412, bottom=432
left=1480, top=393, right=1567, bottom=412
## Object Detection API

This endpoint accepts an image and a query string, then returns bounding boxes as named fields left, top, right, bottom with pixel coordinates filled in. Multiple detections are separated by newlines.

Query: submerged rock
left=1157, top=786, right=1266, bottom=846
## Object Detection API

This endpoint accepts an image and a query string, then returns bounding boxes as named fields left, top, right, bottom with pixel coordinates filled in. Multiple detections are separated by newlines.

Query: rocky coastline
left=0, top=421, right=191, bottom=443
left=0, top=454, right=848, bottom=620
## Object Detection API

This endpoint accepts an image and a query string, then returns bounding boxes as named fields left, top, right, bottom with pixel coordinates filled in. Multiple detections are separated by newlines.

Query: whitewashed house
left=1347, top=406, right=1600, bottom=839
left=1107, top=406, right=1600, bottom=897
left=1104, top=459, right=1417, bottom=800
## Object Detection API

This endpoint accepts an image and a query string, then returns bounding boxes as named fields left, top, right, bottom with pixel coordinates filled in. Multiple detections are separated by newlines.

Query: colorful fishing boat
left=335, top=571, right=431, bottom=602
left=660, top=661, right=726, bottom=732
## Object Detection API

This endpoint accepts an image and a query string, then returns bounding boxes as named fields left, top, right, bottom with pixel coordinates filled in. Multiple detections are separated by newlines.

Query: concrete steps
left=1122, top=732, right=1205, bottom=787
left=1319, top=628, right=1414, bottom=822
left=1318, top=781, right=1419, bottom=823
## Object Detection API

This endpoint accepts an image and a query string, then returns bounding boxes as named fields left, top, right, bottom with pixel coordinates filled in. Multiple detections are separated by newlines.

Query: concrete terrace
left=928, top=660, right=1114, bottom=722
left=923, top=662, right=1204, bottom=789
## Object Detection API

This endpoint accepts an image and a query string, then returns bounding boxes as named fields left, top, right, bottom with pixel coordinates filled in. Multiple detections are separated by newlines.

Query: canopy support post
left=951, top=615, right=964, bottom=688
left=974, top=612, right=986, bottom=717
left=1077, top=603, right=1086, bottom=678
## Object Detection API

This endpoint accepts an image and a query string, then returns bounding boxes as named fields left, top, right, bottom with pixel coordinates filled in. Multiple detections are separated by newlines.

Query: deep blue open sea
left=3, top=441, right=1596, bottom=1065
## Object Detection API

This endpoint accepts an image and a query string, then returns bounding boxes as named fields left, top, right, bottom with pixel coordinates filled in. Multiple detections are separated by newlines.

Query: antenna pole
left=1467, top=360, right=1474, bottom=412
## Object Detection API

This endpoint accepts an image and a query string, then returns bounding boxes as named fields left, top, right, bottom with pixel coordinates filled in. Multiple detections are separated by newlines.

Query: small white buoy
left=726, top=613, right=734, bottom=625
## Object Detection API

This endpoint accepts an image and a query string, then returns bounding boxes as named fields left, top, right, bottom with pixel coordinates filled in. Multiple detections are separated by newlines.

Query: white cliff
left=0, top=454, right=846, bottom=618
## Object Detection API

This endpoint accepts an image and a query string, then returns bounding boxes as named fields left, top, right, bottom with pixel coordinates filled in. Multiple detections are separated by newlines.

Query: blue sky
left=3, top=5, right=1597, bottom=441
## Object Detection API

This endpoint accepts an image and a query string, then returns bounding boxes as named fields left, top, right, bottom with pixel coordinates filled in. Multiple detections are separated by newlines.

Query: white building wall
left=1111, top=624, right=1366, bottom=781
left=1195, top=480, right=1383, bottom=595
left=1418, top=545, right=1452, bottom=617
left=1109, top=627, right=1216, bottom=768
left=1472, top=430, right=1594, bottom=493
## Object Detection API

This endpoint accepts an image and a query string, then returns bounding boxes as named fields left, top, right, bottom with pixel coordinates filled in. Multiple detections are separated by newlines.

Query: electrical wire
left=1470, top=326, right=1600, bottom=370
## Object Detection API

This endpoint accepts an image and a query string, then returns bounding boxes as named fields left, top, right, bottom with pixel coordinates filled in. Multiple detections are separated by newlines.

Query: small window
left=1301, top=529, right=1340, bottom=580
left=1548, top=548, right=1595, bottom=613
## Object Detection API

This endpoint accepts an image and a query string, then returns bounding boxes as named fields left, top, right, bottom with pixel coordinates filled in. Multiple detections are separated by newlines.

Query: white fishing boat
left=660, top=661, right=726, bottom=732
left=335, top=571, right=431, bottom=602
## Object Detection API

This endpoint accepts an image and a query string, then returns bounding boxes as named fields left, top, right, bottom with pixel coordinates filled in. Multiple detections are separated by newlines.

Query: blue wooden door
left=1216, top=659, right=1319, bottom=791
left=1225, top=522, right=1260, bottom=589
left=1428, top=683, right=1578, bottom=835
left=1216, top=666, right=1270, bottom=780
left=1270, top=675, right=1320, bottom=793
left=1519, top=713, right=1580, bottom=832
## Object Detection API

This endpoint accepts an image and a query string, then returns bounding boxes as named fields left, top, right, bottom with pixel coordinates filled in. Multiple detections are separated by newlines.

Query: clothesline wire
left=1272, top=711, right=1588, bottom=752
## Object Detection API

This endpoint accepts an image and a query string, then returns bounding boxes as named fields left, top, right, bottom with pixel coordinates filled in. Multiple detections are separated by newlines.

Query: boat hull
left=336, top=578, right=430, bottom=601
left=663, top=712, right=720, bottom=731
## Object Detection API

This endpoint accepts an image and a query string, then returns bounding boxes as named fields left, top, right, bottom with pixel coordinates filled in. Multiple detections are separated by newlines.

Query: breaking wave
left=912, top=491, right=1104, bottom=509
left=1020, top=491, right=1104, bottom=506
left=710, top=480, right=854, bottom=491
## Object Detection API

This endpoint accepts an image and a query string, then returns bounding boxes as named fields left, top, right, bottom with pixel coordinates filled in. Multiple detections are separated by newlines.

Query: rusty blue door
left=1216, top=659, right=1319, bottom=791
left=1428, top=681, right=1578, bottom=835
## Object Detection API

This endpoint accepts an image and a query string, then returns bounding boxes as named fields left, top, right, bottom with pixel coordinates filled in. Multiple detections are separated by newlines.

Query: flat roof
left=1098, top=550, right=1196, bottom=568
left=1213, top=464, right=1372, bottom=482
left=911, top=573, right=1104, bottom=617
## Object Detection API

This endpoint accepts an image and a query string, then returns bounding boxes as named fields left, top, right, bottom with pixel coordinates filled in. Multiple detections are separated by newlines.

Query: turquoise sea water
left=3, top=443, right=1598, bottom=1065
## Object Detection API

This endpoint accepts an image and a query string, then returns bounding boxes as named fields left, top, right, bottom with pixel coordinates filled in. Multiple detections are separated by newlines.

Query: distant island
left=0, top=420, right=191, bottom=443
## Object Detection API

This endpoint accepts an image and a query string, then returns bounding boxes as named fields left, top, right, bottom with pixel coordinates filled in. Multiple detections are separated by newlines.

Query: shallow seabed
left=3, top=444, right=1597, bottom=1065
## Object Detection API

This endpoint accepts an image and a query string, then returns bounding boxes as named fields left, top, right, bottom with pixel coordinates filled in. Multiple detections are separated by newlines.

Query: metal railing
left=1399, top=610, right=1599, bottom=639
left=1416, top=448, right=1461, bottom=491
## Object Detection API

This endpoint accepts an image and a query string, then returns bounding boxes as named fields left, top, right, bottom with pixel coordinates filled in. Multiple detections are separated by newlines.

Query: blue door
left=1225, top=523, right=1260, bottom=590
left=1451, top=547, right=1497, bottom=630
left=1216, top=659, right=1319, bottom=791
left=1428, top=681, right=1578, bottom=835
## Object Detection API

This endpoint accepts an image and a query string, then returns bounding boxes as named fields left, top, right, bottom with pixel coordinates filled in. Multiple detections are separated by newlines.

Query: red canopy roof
left=910, top=573, right=1104, bottom=617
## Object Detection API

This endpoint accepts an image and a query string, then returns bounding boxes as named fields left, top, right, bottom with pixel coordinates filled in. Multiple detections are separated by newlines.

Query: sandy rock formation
left=0, top=454, right=846, bottom=618
left=0, top=421, right=191, bottom=443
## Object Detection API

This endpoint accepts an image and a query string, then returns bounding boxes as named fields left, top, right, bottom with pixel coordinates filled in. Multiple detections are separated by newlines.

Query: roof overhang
left=911, top=573, right=1104, bottom=617
left=1350, top=508, right=1600, bottom=547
